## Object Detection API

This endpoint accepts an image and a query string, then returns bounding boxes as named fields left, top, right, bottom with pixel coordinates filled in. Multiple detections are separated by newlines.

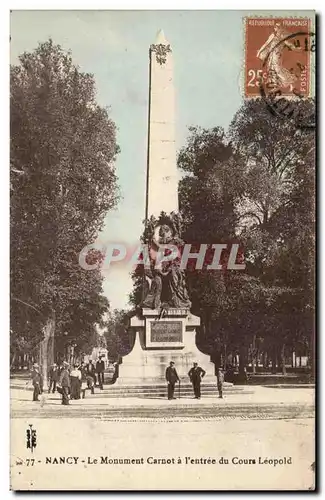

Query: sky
left=10, top=9, right=313, bottom=310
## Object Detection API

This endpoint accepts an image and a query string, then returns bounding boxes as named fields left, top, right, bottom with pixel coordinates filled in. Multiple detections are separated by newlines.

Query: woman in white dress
left=70, top=364, right=82, bottom=399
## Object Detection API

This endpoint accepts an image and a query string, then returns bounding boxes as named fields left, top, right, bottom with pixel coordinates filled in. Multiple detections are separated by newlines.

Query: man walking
left=86, top=359, right=97, bottom=386
left=31, top=363, right=43, bottom=402
left=78, top=362, right=88, bottom=399
left=96, top=356, right=105, bottom=390
left=165, top=361, right=180, bottom=400
left=58, top=361, right=70, bottom=405
left=48, top=363, right=59, bottom=394
left=188, top=362, right=206, bottom=399
left=217, top=367, right=225, bottom=399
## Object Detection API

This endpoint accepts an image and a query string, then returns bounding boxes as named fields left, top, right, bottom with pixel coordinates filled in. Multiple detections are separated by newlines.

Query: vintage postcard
left=10, top=10, right=316, bottom=491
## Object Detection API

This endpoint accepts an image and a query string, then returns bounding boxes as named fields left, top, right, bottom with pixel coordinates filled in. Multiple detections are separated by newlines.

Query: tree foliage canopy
left=11, top=39, right=120, bottom=361
left=177, top=99, right=315, bottom=373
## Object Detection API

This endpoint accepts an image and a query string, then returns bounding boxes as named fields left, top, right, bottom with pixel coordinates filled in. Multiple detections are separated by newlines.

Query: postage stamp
left=244, top=17, right=313, bottom=98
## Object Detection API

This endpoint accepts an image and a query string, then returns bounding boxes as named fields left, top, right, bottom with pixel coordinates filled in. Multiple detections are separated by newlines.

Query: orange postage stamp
left=244, top=17, right=313, bottom=98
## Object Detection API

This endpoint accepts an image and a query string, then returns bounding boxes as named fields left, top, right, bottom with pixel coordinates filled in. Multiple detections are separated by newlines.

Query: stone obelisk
left=118, top=31, right=214, bottom=386
left=145, top=29, right=179, bottom=219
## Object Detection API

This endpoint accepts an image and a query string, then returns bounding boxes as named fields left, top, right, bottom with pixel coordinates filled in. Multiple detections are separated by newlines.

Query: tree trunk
left=310, top=330, right=315, bottom=381
left=281, top=343, right=286, bottom=375
left=263, top=352, right=268, bottom=369
left=212, top=350, right=222, bottom=376
left=271, top=347, right=277, bottom=374
left=252, top=335, right=256, bottom=375
left=39, top=313, right=55, bottom=391
left=10, top=351, right=17, bottom=370
left=238, top=346, right=248, bottom=382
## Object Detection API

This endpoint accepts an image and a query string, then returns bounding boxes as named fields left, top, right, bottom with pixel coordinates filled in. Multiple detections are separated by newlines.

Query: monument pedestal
left=117, top=309, right=215, bottom=385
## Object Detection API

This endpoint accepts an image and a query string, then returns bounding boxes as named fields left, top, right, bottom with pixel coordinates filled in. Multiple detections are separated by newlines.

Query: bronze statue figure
left=141, top=216, right=191, bottom=310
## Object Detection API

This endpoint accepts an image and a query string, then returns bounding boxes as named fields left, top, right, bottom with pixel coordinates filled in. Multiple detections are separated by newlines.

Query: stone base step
left=90, top=383, right=251, bottom=398
left=92, top=390, right=249, bottom=398
left=90, top=392, right=255, bottom=399
left=111, top=381, right=233, bottom=389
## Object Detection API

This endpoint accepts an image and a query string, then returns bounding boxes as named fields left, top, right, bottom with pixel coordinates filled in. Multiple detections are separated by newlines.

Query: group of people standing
left=165, top=361, right=224, bottom=400
left=31, top=359, right=224, bottom=403
left=31, top=356, right=109, bottom=405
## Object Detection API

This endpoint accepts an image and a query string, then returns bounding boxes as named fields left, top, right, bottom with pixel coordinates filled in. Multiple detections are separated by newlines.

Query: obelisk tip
left=156, top=29, right=169, bottom=45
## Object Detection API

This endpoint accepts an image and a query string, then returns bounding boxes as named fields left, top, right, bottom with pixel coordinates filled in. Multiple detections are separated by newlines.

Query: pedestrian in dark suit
left=188, top=362, right=206, bottom=399
left=96, top=357, right=105, bottom=390
left=86, top=359, right=96, bottom=384
left=78, top=362, right=87, bottom=398
left=58, top=361, right=70, bottom=405
left=31, top=363, right=43, bottom=401
left=48, top=363, right=59, bottom=393
left=217, top=368, right=225, bottom=398
left=86, top=360, right=96, bottom=393
left=165, top=361, right=180, bottom=400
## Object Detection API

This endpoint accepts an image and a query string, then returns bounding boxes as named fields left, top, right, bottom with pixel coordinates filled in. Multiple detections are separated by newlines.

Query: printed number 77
left=26, top=459, right=35, bottom=466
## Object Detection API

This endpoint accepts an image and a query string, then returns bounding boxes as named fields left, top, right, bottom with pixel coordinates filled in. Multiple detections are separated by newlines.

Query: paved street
left=11, top=383, right=314, bottom=420
left=10, top=383, right=315, bottom=490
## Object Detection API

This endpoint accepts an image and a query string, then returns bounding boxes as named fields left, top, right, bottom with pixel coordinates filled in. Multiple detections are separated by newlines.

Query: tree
left=229, top=99, right=314, bottom=276
left=178, top=126, right=243, bottom=240
left=229, top=99, right=315, bottom=375
left=177, top=99, right=315, bottom=376
left=178, top=126, right=248, bottom=366
left=10, top=39, right=120, bottom=381
left=103, top=309, right=133, bottom=361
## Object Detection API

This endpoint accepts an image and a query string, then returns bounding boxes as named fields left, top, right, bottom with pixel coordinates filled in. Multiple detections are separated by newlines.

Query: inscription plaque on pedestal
left=146, top=318, right=184, bottom=348
left=151, top=321, right=182, bottom=343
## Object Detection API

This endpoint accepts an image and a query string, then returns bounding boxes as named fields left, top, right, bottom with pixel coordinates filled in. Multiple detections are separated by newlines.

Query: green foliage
left=178, top=99, right=315, bottom=370
left=10, top=39, right=120, bottom=360
left=103, top=309, right=133, bottom=360
left=178, top=126, right=244, bottom=241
